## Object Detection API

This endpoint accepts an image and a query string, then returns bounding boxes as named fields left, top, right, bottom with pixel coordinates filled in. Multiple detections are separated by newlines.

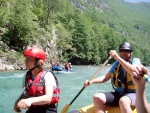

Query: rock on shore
left=0, top=58, right=25, bottom=71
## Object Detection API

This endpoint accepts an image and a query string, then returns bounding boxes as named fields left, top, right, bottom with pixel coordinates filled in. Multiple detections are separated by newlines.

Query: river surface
left=0, top=65, right=150, bottom=113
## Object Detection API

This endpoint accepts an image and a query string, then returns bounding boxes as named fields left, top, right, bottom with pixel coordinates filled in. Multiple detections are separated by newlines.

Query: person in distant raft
left=64, top=62, right=72, bottom=71
left=14, top=46, right=60, bottom=113
left=84, top=42, right=141, bottom=113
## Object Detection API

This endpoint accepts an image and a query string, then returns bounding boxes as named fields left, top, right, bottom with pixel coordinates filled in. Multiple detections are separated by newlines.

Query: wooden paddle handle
left=60, top=56, right=112, bottom=113
left=70, top=56, right=112, bottom=105
left=89, top=56, right=112, bottom=82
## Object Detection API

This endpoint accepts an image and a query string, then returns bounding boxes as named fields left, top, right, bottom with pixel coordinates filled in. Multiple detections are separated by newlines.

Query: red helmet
left=24, top=47, right=46, bottom=61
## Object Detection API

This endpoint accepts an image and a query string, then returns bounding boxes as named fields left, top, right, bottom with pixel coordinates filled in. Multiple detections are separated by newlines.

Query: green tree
left=70, top=11, right=93, bottom=64
left=1, top=0, right=38, bottom=51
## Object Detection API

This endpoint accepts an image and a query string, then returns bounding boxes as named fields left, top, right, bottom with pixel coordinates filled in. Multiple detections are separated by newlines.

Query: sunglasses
left=119, top=50, right=132, bottom=53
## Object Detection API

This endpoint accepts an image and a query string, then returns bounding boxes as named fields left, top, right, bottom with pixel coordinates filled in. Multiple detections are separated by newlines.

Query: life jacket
left=25, top=70, right=60, bottom=104
left=111, top=60, right=135, bottom=93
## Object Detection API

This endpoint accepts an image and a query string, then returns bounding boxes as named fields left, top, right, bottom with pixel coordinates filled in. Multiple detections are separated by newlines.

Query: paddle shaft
left=88, top=56, right=112, bottom=82
left=70, top=56, right=112, bottom=105
left=70, top=87, right=85, bottom=105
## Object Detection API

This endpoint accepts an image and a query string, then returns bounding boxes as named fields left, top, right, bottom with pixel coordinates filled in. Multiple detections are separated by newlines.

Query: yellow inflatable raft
left=68, top=104, right=137, bottom=113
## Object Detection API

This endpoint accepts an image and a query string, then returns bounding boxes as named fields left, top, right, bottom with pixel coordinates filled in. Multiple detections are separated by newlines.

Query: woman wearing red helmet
left=14, top=46, right=59, bottom=113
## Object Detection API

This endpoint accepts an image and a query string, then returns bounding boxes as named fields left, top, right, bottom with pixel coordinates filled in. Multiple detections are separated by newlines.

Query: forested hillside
left=0, top=0, right=150, bottom=66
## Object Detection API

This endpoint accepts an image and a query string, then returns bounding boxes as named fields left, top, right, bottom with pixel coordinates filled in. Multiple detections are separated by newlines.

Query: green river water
left=0, top=65, right=149, bottom=113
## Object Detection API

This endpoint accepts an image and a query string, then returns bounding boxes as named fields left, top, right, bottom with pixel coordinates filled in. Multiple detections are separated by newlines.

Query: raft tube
left=68, top=104, right=137, bottom=113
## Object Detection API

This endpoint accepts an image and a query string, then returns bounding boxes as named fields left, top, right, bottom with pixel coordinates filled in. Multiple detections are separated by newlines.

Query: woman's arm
left=17, top=85, right=54, bottom=109
left=17, top=72, right=56, bottom=109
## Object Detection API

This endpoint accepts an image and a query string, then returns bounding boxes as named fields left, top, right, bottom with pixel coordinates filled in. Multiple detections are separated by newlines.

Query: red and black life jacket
left=25, top=70, right=60, bottom=104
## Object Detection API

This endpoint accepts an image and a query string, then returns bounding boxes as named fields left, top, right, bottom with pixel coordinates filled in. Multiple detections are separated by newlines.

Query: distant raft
left=68, top=104, right=137, bottom=113
left=51, top=65, right=73, bottom=73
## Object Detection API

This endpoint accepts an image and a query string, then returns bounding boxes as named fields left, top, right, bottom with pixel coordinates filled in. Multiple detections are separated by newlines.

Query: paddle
left=60, top=56, right=112, bottom=113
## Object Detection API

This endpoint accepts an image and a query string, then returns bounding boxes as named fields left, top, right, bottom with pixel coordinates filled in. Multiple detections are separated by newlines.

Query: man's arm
left=109, top=50, right=139, bottom=75
left=84, top=72, right=111, bottom=87
left=109, top=50, right=150, bottom=113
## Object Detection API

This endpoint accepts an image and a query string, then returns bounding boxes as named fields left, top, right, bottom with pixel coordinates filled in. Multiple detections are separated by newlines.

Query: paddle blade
left=60, top=104, right=70, bottom=113
left=132, top=108, right=137, bottom=113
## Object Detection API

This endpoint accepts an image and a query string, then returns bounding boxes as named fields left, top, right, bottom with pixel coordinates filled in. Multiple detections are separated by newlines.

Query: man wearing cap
left=84, top=42, right=141, bottom=113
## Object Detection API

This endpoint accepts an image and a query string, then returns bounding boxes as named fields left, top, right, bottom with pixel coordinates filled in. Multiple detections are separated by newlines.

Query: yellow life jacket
left=111, top=62, right=135, bottom=93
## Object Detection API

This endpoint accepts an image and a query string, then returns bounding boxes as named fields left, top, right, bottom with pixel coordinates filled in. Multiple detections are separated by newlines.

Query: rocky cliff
left=0, top=29, right=60, bottom=71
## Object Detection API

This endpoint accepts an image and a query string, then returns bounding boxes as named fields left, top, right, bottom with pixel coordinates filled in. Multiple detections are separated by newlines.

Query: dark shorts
left=104, top=91, right=125, bottom=106
left=26, top=104, right=57, bottom=113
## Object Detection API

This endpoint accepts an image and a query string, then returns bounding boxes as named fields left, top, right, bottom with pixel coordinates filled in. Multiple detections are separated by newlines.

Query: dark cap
left=119, top=42, right=133, bottom=51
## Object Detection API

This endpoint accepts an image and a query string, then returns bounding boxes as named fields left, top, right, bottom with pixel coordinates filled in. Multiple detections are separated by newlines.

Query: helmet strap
left=34, top=58, right=40, bottom=67
left=27, top=59, right=43, bottom=73
left=27, top=65, right=38, bottom=74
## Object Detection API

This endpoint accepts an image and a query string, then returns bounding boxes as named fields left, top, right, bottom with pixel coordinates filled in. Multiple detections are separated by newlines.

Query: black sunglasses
left=119, top=50, right=132, bottom=52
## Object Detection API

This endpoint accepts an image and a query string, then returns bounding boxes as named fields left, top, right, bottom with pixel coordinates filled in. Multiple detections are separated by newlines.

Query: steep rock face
left=0, top=50, right=26, bottom=71
left=0, top=62, right=14, bottom=70
left=45, top=29, right=60, bottom=64
left=69, top=0, right=108, bottom=12
left=0, top=28, right=61, bottom=71
left=0, top=60, right=6, bottom=70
